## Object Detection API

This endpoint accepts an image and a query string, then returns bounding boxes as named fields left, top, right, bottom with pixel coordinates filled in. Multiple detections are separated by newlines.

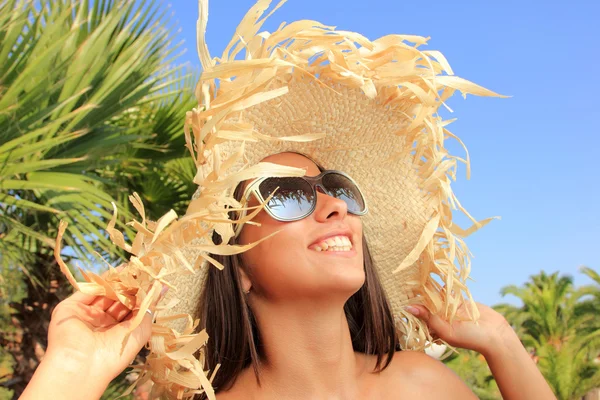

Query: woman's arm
left=481, top=322, right=557, bottom=400
left=405, top=303, right=556, bottom=400
left=20, top=348, right=109, bottom=400
left=20, top=283, right=162, bottom=400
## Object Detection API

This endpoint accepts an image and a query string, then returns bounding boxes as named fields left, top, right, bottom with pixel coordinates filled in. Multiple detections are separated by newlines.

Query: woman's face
left=238, top=153, right=365, bottom=302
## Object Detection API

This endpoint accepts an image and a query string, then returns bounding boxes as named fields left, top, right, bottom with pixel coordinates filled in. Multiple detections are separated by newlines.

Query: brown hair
left=196, top=158, right=399, bottom=396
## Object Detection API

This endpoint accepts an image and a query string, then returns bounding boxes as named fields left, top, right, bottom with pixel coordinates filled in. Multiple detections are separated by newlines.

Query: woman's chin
left=320, top=266, right=365, bottom=294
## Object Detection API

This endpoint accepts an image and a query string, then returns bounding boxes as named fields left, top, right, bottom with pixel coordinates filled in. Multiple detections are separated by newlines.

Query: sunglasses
left=234, top=170, right=368, bottom=236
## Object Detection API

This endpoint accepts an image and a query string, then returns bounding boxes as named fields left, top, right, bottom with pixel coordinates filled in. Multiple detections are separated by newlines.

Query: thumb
left=125, top=309, right=154, bottom=350
left=108, top=309, right=152, bottom=362
left=121, top=287, right=164, bottom=346
left=112, top=286, right=166, bottom=363
left=97, top=309, right=153, bottom=378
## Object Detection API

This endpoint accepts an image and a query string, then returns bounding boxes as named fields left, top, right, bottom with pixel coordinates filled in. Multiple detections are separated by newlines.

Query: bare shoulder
left=377, top=351, right=477, bottom=399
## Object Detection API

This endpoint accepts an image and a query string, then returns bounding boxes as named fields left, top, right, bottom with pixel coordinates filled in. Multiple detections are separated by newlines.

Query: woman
left=22, top=0, right=557, bottom=398
left=22, top=152, right=556, bottom=400
left=198, top=151, right=557, bottom=399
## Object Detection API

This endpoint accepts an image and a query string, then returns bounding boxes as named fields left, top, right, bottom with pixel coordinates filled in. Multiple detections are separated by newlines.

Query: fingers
left=117, top=282, right=166, bottom=324
left=67, top=292, right=129, bottom=322
left=106, top=301, right=132, bottom=322
left=405, top=305, right=431, bottom=322
left=405, top=305, right=453, bottom=341
left=63, top=267, right=166, bottom=331
left=88, top=296, right=132, bottom=323
left=90, top=296, right=116, bottom=311
left=67, top=265, right=131, bottom=316
left=61, top=293, right=131, bottom=326
left=62, top=265, right=126, bottom=308
left=85, top=306, right=120, bottom=327
left=52, top=300, right=118, bottom=328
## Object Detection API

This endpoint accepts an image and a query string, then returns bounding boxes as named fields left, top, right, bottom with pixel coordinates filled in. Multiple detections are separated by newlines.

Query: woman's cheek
left=250, top=234, right=311, bottom=292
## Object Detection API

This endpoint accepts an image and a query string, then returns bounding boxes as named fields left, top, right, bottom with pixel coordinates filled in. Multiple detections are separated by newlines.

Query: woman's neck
left=250, top=298, right=365, bottom=399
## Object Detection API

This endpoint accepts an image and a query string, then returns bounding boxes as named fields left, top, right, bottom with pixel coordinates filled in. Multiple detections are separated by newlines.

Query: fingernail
left=405, top=306, right=420, bottom=316
left=160, top=284, right=169, bottom=297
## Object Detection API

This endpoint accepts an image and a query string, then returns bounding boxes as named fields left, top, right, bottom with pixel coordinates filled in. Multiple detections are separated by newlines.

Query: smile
left=308, top=235, right=353, bottom=252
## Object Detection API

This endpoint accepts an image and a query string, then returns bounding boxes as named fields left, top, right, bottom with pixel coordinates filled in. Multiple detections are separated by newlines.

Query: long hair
left=196, top=162, right=399, bottom=396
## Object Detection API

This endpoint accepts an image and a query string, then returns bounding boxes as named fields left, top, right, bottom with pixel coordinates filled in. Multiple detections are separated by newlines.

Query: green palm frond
left=102, top=66, right=198, bottom=221
left=444, top=350, right=501, bottom=400
left=496, top=268, right=600, bottom=399
left=0, top=0, right=192, bottom=279
left=579, top=266, right=600, bottom=303
left=580, top=266, right=600, bottom=285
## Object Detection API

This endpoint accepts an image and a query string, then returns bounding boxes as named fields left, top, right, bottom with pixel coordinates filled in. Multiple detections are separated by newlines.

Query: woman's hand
left=405, top=301, right=514, bottom=356
left=22, top=271, right=166, bottom=400
left=405, top=302, right=558, bottom=400
left=46, top=289, right=155, bottom=385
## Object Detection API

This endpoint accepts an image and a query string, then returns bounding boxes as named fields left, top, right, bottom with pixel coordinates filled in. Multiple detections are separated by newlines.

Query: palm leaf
left=0, top=0, right=191, bottom=283
left=497, top=269, right=600, bottom=399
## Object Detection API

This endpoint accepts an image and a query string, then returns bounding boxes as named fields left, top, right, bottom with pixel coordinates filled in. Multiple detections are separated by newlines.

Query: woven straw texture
left=168, top=77, right=431, bottom=331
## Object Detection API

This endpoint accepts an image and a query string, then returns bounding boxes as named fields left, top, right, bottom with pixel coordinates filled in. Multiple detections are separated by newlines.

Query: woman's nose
left=313, top=187, right=348, bottom=221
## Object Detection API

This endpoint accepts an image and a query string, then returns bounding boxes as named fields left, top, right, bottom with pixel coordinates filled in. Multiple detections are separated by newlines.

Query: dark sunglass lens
left=258, top=177, right=315, bottom=220
left=321, top=173, right=366, bottom=213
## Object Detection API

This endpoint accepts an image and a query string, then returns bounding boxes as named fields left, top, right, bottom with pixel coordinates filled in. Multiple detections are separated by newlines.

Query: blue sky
left=165, top=0, right=599, bottom=306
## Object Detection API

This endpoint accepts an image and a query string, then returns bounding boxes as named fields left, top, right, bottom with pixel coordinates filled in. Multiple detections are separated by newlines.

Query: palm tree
left=578, top=266, right=600, bottom=399
left=104, top=73, right=198, bottom=220
left=444, top=350, right=501, bottom=400
left=0, top=0, right=196, bottom=396
left=578, top=266, right=600, bottom=336
left=496, top=272, right=579, bottom=349
left=0, top=0, right=192, bottom=270
left=495, top=270, right=600, bottom=399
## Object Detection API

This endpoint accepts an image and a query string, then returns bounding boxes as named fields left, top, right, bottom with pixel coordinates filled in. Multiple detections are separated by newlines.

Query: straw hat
left=55, top=0, right=503, bottom=398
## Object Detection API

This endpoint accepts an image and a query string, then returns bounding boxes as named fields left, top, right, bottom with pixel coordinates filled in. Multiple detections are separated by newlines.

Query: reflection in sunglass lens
left=322, top=173, right=365, bottom=214
left=259, top=177, right=314, bottom=220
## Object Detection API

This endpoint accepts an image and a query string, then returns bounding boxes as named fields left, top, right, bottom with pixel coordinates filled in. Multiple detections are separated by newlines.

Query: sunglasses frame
left=234, top=169, right=368, bottom=236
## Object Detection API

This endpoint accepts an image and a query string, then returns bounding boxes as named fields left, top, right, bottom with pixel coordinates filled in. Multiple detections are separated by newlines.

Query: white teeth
left=310, top=235, right=353, bottom=252
left=326, top=245, right=351, bottom=252
left=327, top=246, right=348, bottom=252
